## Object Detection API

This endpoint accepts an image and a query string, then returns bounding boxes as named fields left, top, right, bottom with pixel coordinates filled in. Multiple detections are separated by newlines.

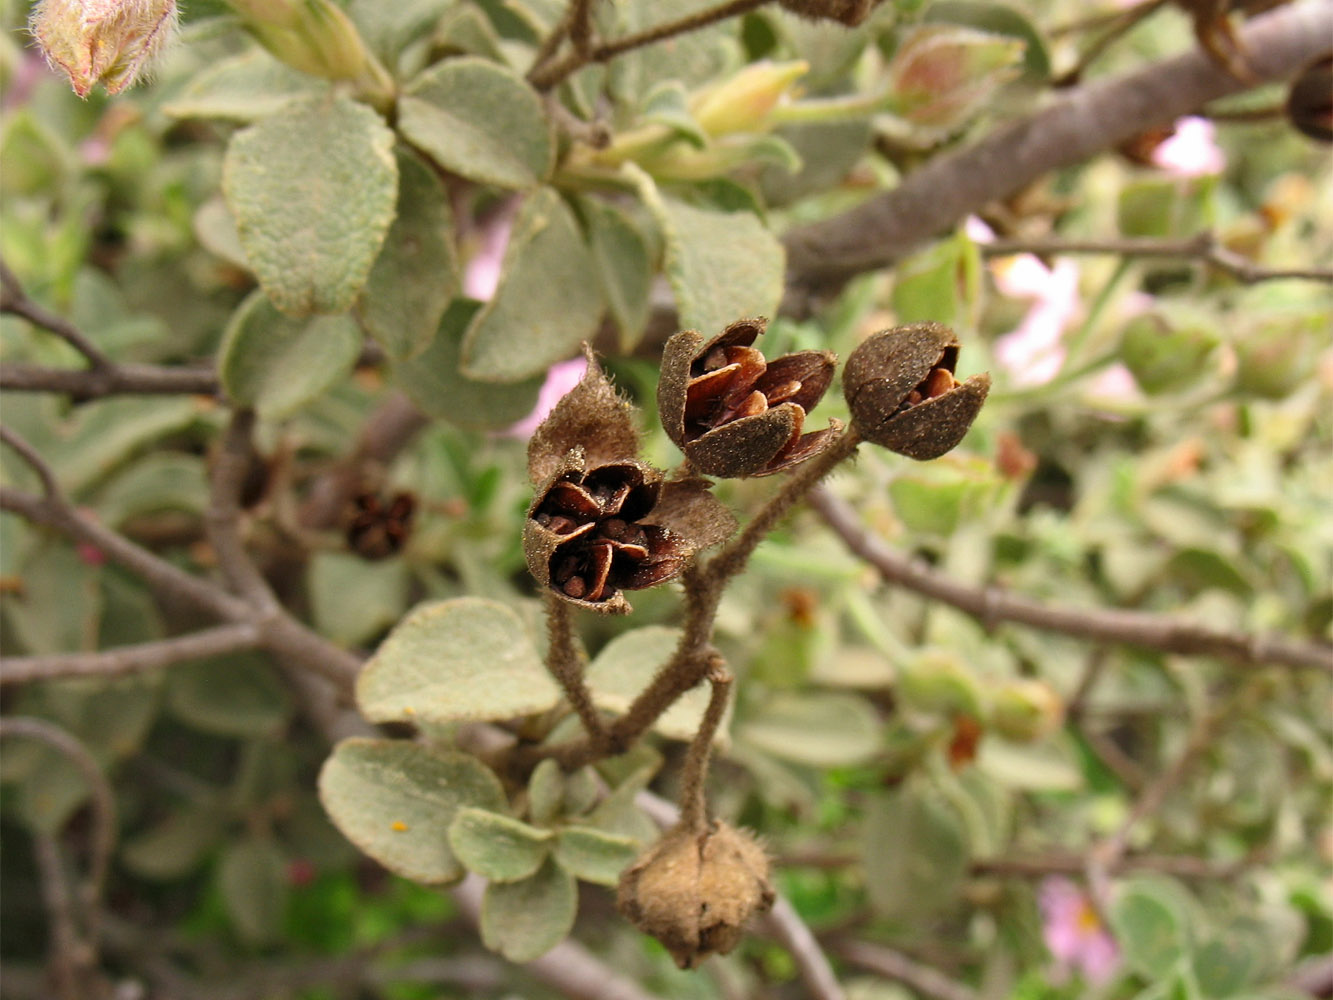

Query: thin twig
left=206, top=409, right=278, bottom=612
left=529, top=0, right=774, bottom=90
left=0, top=623, right=262, bottom=685
left=981, top=232, right=1333, bottom=284
left=832, top=939, right=978, bottom=1000
left=676, top=658, right=731, bottom=833
left=32, top=833, right=86, bottom=1000
left=0, top=717, right=117, bottom=979
left=1052, top=0, right=1171, bottom=87
left=568, top=0, right=596, bottom=56
left=1, top=259, right=113, bottom=370
left=0, top=360, right=220, bottom=398
left=1, top=424, right=60, bottom=497
left=810, top=486, right=1333, bottom=673
left=544, top=593, right=608, bottom=747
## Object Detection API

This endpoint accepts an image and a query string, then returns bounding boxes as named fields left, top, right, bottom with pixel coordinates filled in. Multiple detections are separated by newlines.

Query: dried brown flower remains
left=842, top=322, right=990, bottom=460
left=658, top=318, right=841, bottom=478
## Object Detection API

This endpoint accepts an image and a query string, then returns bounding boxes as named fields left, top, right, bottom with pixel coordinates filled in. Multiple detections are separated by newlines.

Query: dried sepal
left=843, top=323, right=990, bottom=461
left=645, top=478, right=738, bottom=551
left=528, top=345, right=639, bottom=486
left=658, top=318, right=839, bottom=478
left=617, top=821, right=774, bottom=969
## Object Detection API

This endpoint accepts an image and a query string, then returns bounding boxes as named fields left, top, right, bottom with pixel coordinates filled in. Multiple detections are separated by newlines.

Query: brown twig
left=0, top=360, right=220, bottom=398
left=528, top=0, right=774, bottom=90
left=981, top=232, right=1333, bottom=284
left=0, top=717, right=117, bottom=992
left=782, top=1, right=1333, bottom=303
left=0, top=623, right=262, bottom=686
left=809, top=486, right=1333, bottom=673
left=544, top=593, right=608, bottom=747
left=832, top=939, right=978, bottom=1000
left=1, top=259, right=113, bottom=371
left=676, top=658, right=732, bottom=833
left=206, top=409, right=279, bottom=612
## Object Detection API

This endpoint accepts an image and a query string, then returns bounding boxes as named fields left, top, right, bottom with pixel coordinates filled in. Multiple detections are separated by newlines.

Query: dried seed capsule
left=659, top=318, right=841, bottom=478
left=1286, top=54, right=1333, bottom=143
left=842, top=322, right=990, bottom=460
left=617, top=822, right=774, bottom=969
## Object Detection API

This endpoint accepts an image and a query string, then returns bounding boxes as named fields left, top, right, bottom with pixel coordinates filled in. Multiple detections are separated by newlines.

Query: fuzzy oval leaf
left=218, top=835, right=289, bottom=947
left=737, top=691, right=880, bottom=767
left=122, top=803, right=227, bottom=881
left=864, top=785, right=969, bottom=920
left=164, top=49, right=326, bottom=123
left=356, top=598, right=560, bottom=724
left=398, top=56, right=552, bottom=189
left=448, top=807, right=551, bottom=882
left=223, top=95, right=397, bottom=316
left=581, top=196, right=653, bottom=349
left=637, top=171, right=784, bottom=336
left=166, top=653, right=293, bottom=739
left=554, top=826, right=638, bottom=886
left=1110, top=880, right=1191, bottom=981
left=586, top=626, right=730, bottom=744
left=318, top=738, right=506, bottom=885
left=356, top=147, right=459, bottom=360
left=218, top=291, right=362, bottom=418
left=480, top=858, right=577, bottom=962
left=393, top=300, right=544, bottom=429
left=307, top=551, right=409, bottom=648
left=460, top=188, right=604, bottom=382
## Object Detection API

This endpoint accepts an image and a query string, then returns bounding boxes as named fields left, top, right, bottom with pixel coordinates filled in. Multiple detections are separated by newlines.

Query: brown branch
left=0, top=717, right=117, bottom=990
left=1, top=259, right=113, bottom=371
left=782, top=1, right=1333, bottom=303
left=0, top=623, right=262, bottom=686
left=528, top=0, right=774, bottom=90
left=676, top=659, right=731, bottom=833
left=981, top=232, right=1333, bottom=284
left=206, top=409, right=279, bottom=612
left=809, top=486, right=1333, bottom=673
left=544, top=593, right=608, bottom=747
left=832, top=940, right=977, bottom=1000
left=0, top=360, right=220, bottom=398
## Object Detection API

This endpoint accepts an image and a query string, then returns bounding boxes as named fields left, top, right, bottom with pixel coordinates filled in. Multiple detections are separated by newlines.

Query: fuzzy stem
left=544, top=593, right=608, bottom=747
left=677, top=658, right=732, bottom=833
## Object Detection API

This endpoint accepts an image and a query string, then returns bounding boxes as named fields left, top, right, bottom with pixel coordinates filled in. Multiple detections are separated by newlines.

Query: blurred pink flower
left=991, top=255, right=1082, bottom=387
left=1039, top=877, right=1119, bottom=986
left=1152, top=116, right=1225, bottom=177
left=499, top=355, right=589, bottom=440
left=462, top=201, right=516, bottom=301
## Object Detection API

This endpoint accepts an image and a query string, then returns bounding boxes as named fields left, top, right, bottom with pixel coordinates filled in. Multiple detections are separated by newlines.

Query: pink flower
left=1039, top=877, right=1119, bottom=986
left=499, top=355, right=589, bottom=440
left=1152, top=116, right=1225, bottom=177
left=462, top=201, right=516, bottom=302
left=991, top=255, right=1082, bottom=387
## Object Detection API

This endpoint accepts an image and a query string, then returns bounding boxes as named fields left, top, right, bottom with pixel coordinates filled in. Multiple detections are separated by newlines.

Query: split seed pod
left=617, top=821, right=775, bottom=969
left=525, top=348, right=736, bottom=613
left=842, top=322, right=990, bottom=460
left=1286, top=54, right=1333, bottom=143
left=658, top=318, right=841, bottom=478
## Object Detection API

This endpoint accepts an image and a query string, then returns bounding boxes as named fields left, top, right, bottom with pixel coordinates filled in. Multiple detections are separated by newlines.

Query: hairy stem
left=544, top=593, right=607, bottom=747
left=676, top=658, right=732, bottom=833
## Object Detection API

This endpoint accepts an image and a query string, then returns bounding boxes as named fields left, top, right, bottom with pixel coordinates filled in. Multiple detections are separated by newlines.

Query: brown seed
left=923, top=366, right=957, bottom=400
left=563, top=576, right=587, bottom=598
left=763, top=380, right=802, bottom=404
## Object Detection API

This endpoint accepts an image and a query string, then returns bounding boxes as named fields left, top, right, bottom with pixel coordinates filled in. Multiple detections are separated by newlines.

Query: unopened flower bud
left=691, top=61, right=809, bottom=137
left=896, top=650, right=985, bottom=719
left=778, top=0, right=875, bottom=26
left=990, top=679, right=1064, bottom=743
left=843, top=323, right=990, bottom=460
left=617, top=822, right=774, bottom=969
left=885, top=25, right=1026, bottom=136
left=1286, top=54, right=1333, bottom=144
left=30, top=0, right=178, bottom=98
left=228, top=0, right=382, bottom=84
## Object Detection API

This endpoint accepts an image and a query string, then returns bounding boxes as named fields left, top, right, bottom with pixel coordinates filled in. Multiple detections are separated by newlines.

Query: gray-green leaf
left=554, top=826, right=638, bottom=886
left=356, top=597, right=561, bottom=725
left=223, top=95, right=397, bottom=316
left=318, top=738, right=506, bottom=885
left=460, top=187, right=604, bottom=382
left=218, top=291, right=362, bottom=418
left=737, top=691, right=881, bottom=767
left=398, top=56, right=553, bottom=189
left=218, top=835, right=289, bottom=947
left=480, top=857, right=577, bottom=962
left=448, top=807, right=551, bottom=882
